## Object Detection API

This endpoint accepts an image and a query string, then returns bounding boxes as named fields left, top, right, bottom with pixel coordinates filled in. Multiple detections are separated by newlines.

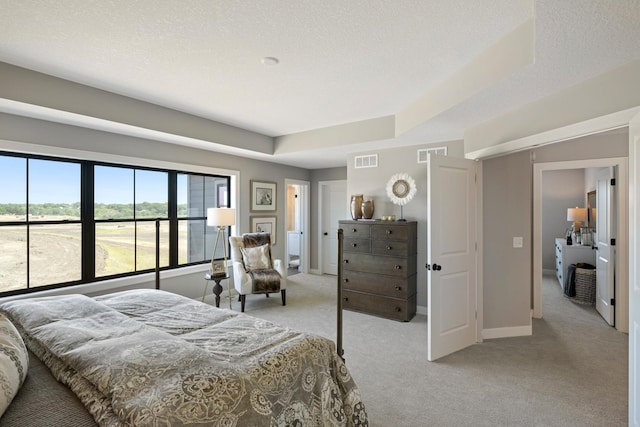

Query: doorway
left=533, top=157, right=629, bottom=333
left=285, top=179, right=310, bottom=276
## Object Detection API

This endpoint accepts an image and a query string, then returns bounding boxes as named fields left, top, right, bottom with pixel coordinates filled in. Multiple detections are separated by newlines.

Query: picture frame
left=250, top=180, right=276, bottom=212
left=250, top=216, right=276, bottom=245
left=210, top=260, right=226, bottom=277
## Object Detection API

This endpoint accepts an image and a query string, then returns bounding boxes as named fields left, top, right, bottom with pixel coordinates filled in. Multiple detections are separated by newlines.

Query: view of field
left=0, top=159, right=228, bottom=293
left=0, top=213, right=194, bottom=293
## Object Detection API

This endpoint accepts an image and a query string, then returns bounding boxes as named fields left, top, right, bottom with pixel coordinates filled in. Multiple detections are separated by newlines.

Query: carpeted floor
left=221, top=272, right=628, bottom=426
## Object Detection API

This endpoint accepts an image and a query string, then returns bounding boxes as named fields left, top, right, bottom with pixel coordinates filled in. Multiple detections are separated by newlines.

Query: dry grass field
left=0, top=216, right=187, bottom=293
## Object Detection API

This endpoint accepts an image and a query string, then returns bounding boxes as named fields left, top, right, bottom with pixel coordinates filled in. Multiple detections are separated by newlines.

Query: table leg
left=212, top=280, right=223, bottom=308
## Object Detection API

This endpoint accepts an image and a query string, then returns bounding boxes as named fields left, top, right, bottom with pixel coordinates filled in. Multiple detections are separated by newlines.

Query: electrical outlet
left=513, top=237, right=523, bottom=248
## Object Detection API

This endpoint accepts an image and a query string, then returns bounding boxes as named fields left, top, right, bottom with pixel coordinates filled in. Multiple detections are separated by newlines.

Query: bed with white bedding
left=0, top=288, right=367, bottom=426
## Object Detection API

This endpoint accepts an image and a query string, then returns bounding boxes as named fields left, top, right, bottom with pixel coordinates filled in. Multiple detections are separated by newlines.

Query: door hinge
left=611, top=178, right=616, bottom=186
left=611, top=298, right=615, bottom=306
left=611, top=238, right=616, bottom=246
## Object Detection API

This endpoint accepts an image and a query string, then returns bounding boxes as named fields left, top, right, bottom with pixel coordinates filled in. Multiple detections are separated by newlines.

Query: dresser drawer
left=341, top=223, right=371, bottom=238
left=343, top=253, right=415, bottom=278
left=342, top=270, right=416, bottom=299
left=343, top=290, right=416, bottom=321
left=371, top=239, right=411, bottom=257
left=343, top=238, right=371, bottom=254
left=372, top=224, right=411, bottom=240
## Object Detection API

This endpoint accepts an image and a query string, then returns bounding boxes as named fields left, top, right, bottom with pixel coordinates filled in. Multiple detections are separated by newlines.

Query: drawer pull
left=352, top=243, right=357, bottom=247
left=343, top=297, right=349, bottom=302
left=395, top=286, right=402, bottom=291
left=386, top=229, right=392, bottom=234
left=395, top=307, right=401, bottom=312
left=352, top=228, right=357, bottom=233
left=386, top=245, right=392, bottom=250
left=343, top=278, right=349, bottom=283
left=344, top=259, right=349, bottom=264
left=394, top=265, right=402, bottom=270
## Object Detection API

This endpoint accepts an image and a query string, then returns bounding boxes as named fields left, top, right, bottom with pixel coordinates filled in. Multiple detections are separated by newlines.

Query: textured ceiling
left=1, top=0, right=640, bottom=168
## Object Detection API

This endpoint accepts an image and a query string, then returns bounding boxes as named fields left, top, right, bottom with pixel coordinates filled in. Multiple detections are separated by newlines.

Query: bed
left=0, top=288, right=367, bottom=426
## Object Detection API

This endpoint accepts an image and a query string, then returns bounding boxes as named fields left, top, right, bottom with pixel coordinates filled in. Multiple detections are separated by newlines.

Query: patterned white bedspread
left=0, top=289, right=368, bottom=426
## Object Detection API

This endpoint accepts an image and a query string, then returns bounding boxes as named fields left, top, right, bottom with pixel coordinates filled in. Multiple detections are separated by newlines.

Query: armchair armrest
left=231, top=261, right=253, bottom=295
left=273, top=259, right=287, bottom=290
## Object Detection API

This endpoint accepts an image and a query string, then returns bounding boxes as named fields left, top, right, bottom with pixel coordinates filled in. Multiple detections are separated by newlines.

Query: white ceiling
left=1, top=0, right=640, bottom=168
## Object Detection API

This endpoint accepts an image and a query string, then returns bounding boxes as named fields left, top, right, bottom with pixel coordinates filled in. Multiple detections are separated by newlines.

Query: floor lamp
left=207, top=207, right=235, bottom=307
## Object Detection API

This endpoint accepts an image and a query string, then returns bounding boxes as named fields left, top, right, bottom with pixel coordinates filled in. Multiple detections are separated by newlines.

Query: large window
left=0, top=152, right=230, bottom=295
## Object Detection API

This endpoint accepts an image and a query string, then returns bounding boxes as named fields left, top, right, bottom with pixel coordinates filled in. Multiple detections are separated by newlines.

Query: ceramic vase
left=350, top=194, right=364, bottom=219
left=361, top=199, right=374, bottom=219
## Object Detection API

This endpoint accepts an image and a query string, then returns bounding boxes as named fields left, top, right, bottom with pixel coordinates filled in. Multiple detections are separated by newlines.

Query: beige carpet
left=227, top=272, right=628, bottom=426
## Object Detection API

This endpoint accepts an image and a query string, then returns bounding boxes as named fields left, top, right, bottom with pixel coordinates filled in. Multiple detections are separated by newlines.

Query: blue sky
left=0, top=157, right=167, bottom=204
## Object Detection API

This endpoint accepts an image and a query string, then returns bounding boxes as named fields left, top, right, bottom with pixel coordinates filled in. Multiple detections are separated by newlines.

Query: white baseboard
left=308, top=268, right=321, bottom=275
left=416, top=305, right=427, bottom=316
left=482, top=324, right=532, bottom=339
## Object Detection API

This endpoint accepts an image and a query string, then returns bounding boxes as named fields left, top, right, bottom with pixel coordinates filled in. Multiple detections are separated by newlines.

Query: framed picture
left=250, top=216, right=276, bottom=245
left=251, top=180, right=276, bottom=212
left=210, top=260, right=226, bottom=277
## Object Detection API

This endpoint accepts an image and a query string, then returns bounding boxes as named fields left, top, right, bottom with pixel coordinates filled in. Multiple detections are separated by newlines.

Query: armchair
left=229, top=233, right=287, bottom=312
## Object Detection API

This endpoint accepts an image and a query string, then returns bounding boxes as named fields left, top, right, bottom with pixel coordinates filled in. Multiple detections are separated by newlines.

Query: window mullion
left=82, top=162, right=95, bottom=281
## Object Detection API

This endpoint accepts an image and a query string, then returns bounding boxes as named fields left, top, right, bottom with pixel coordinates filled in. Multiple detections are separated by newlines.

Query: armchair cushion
left=240, top=244, right=272, bottom=271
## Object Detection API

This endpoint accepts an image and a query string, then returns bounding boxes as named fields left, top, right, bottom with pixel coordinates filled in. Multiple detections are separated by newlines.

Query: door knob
left=433, top=264, right=442, bottom=271
left=324, top=232, right=328, bottom=235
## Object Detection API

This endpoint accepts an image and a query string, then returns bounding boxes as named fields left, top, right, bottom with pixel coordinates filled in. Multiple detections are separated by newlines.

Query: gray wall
left=483, top=150, right=533, bottom=330
left=347, top=140, right=465, bottom=311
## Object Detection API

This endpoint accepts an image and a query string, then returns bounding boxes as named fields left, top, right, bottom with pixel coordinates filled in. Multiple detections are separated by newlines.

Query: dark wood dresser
left=339, top=220, right=417, bottom=321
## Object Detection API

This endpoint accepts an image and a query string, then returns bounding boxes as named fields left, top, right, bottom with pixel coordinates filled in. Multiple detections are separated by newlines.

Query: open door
left=629, top=110, right=640, bottom=426
left=595, top=167, right=616, bottom=326
left=285, top=179, right=310, bottom=275
left=427, top=155, right=478, bottom=361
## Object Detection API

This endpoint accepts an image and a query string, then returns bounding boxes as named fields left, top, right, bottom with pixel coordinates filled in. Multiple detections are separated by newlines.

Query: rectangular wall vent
left=417, top=147, right=448, bottom=163
left=354, top=154, right=378, bottom=169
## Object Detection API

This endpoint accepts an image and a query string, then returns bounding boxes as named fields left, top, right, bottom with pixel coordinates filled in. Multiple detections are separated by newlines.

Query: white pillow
left=241, top=244, right=272, bottom=270
left=0, top=313, right=28, bottom=416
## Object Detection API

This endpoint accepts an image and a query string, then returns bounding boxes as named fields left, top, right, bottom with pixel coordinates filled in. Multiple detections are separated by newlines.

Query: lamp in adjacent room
left=207, top=207, right=236, bottom=277
left=567, top=207, right=587, bottom=233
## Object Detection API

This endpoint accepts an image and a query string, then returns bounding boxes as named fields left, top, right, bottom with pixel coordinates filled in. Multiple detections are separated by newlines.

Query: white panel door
left=595, top=167, right=615, bottom=326
left=427, top=155, right=478, bottom=361
left=629, top=111, right=640, bottom=426
left=321, top=181, right=347, bottom=275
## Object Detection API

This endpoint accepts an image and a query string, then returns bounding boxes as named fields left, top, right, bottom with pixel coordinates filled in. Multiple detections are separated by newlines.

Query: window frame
left=0, top=151, right=232, bottom=297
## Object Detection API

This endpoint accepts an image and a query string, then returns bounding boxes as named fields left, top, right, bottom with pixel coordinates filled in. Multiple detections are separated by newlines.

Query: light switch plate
left=513, top=237, right=523, bottom=248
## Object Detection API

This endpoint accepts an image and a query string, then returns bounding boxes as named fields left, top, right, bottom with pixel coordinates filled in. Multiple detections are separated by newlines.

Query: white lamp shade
left=567, top=207, right=587, bottom=222
left=207, top=208, right=236, bottom=227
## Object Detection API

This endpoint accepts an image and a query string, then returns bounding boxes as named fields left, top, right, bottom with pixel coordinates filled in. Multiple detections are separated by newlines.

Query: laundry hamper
left=571, top=267, right=596, bottom=305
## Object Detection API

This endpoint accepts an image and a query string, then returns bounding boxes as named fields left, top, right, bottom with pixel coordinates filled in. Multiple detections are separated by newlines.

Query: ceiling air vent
left=354, top=154, right=378, bottom=169
left=417, top=147, right=448, bottom=163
